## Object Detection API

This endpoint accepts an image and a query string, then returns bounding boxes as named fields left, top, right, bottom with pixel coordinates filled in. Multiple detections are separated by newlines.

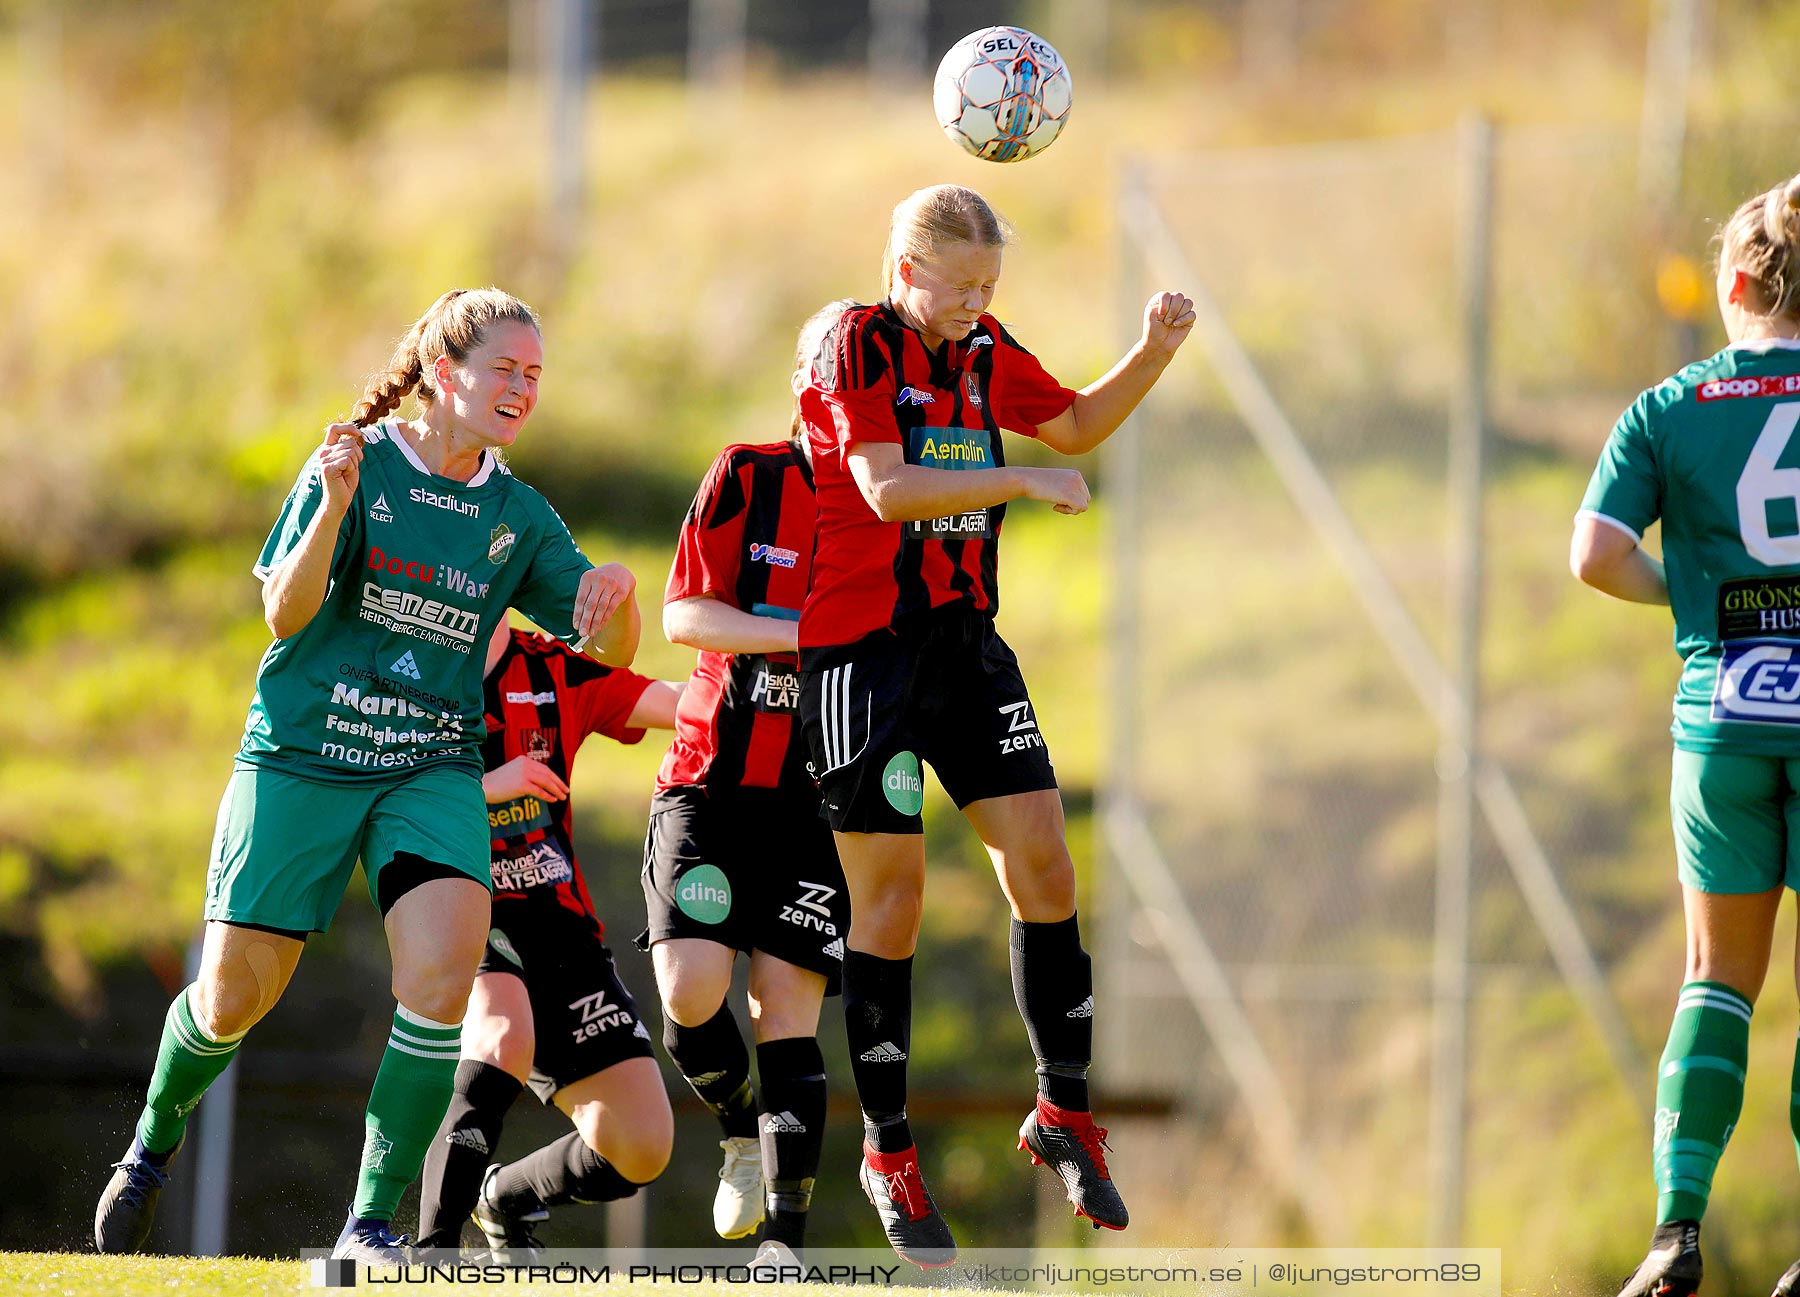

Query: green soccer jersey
left=241, top=420, right=595, bottom=781
left=1581, top=339, right=1800, bottom=754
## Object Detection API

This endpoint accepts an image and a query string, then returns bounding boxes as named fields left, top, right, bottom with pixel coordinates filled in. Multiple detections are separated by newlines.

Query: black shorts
left=636, top=784, right=848, bottom=992
left=477, top=901, right=656, bottom=1104
left=799, top=611, right=1057, bottom=834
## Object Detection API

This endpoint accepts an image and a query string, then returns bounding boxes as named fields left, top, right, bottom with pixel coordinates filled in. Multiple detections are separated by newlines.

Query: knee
left=191, top=964, right=277, bottom=1039
left=659, top=974, right=728, bottom=1030
left=394, top=962, right=477, bottom=1026
left=578, top=1106, right=672, bottom=1184
left=855, top=882, right=924, bottom=954
left=464, top=1016, right=532, bottom=1076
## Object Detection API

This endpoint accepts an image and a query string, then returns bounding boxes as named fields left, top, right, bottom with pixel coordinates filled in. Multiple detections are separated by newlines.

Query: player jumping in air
left=417, top=617, right=681, bottom=1260
left=93, top=288, right=640, bottom=1264
left=796, top=184, right=1193, bottom=1265
left=1574, top=175, right=1800, bottom=1297
left=640, top=301, right=857, bottom=1270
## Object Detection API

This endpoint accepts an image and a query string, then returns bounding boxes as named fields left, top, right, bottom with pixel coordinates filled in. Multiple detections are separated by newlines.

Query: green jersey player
left=93, top=288, right=640, bottom=1266
left=1575, top=176, right=1800, bottom=1297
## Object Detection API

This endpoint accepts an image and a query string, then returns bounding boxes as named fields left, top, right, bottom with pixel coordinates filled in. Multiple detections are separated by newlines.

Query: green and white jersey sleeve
left=1580, top=340, right=1800, bottom=753
left=239, top=421, right=596, bottom=781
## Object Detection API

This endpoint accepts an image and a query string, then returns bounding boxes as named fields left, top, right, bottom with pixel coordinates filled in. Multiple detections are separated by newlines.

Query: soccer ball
left=933, top=26, right=1072, bottom=164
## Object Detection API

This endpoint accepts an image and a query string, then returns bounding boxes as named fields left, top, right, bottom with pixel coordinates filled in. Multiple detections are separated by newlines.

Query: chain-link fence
left=1096, top=116, right=1800, bottom=1272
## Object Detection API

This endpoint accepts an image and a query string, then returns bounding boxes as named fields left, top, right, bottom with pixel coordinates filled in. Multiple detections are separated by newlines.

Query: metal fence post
left=1429, top=113, right=1493, bottom=1249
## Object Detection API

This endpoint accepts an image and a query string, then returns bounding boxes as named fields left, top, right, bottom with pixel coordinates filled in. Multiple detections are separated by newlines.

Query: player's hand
left=483, top=755, right=570, bottom=804
left=1020, top=467, right=1090, bottom=515
left=1141, top=290, right=1196, bottom=359
left=574, top=562, right=635, bottom=639
left=318, top=422, right=364, bottom=515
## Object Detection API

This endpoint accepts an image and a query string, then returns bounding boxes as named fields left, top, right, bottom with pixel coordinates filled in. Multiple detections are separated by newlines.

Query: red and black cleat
left=1617, top=1220, right=1701, bottom=1297
left=1018, top=1098, right=1129, bottom=1231
left=857, top=1144, right=957, bottom=1269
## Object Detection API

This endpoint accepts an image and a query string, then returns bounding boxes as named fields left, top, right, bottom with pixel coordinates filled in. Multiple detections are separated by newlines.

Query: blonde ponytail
left=1720, top=174, right=1800, bottom=322
left=350, top=288, right=539, bottom=427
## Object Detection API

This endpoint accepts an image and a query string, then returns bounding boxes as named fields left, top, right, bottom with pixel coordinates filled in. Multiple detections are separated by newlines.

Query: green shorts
left=1670, top=748, right=1800, bottom=894
left=204, top=763, right=491, bottom=933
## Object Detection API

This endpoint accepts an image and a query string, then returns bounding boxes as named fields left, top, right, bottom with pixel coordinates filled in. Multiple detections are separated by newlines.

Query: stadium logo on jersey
left=569, top=989, right=634, bottom=1041
left=488, top=524, right=517, bottom=565
left=367, top=544, right=435, bottom=585
left=964, top=372, right=983, bottom=408
left=749, top=543, right=799, bottom=568
left=506, top=690, right=557, bottom=704
left=368, top=493, right=394, bottom=524
left=895, top=386, right=936, bottom=406
left=860, top=1041, right=907, bottom=1062
left=675, top=864, right=733, bottom=924
left=391, top=650, right=422, bottom=680
left=1698, top=374, right=1800, bottom=402
left=780, top=880, right=838, bottom=936
left=409, top=485, right=480, bottom=518
left=1713, top=642, right=1800, bottom=725
left=763, top=1112, right=808, bottom=1134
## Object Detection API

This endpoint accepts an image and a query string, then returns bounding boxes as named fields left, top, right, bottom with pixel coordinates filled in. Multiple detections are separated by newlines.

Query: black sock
left=490, top=1131, right=642, bottom=1211
left=756, top=1036, right=827, bottom=1249
left=662, top=1004, right=758, bottom=1139
left=418, top=1060, right=523, bottom=1248
left=1010, top=915, right=1093, bottom=1111
left=843, top=950, right=913, bottom=1153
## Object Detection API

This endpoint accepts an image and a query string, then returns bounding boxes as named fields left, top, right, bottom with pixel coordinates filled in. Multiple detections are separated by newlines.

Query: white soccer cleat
left=712, top=1136, right=766, bottom=1239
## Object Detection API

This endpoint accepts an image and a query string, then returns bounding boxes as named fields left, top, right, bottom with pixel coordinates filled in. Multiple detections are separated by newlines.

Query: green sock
left=354, top=1005, right=463, bottom=1221
left=1654, top=980, right=1751, bottom=1224
left=136, top=985, right=246, bottom=1155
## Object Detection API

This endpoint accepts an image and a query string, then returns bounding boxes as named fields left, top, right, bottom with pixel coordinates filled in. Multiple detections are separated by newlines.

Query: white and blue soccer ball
left=933, top=26, right=1072, bottom=164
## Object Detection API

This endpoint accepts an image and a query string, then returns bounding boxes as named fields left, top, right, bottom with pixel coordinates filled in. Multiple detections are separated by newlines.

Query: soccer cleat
left=713, top=1136, right=766, bottom=1239
left=750, top=1240, right=800, bottom=1281
left=472, top=1164, right=547, bottom=1265
left=1018, top=1098, right=1129, bottom=1231
left=858, top=1144, right=956, bottom=1269
left=331, top=1211, right=413, bottom=1266
left=1616, top=1220, right=1701, bottom=1297
left=1775, top=1256, right=1800, bottom=1297
left=94, top=1135, right=181, bottom=1254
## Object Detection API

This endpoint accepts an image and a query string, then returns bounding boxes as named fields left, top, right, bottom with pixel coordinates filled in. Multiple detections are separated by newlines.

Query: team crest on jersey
left=368, top=493, right=393, bottom=523
left=524, top=728, right=556, bottom=762
left=488, top=524, right=517, bottom=565
left=895, top=386, right=936, bottom=407
left=964, top=372, right=982, bottom=408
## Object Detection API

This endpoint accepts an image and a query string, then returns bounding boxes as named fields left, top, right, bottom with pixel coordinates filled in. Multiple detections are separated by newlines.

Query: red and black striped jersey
left=658, top=439, right=815, bottom=795
left=799, top=303, right=1076, bottom=649
left=482, top=629, right=654, bottom=934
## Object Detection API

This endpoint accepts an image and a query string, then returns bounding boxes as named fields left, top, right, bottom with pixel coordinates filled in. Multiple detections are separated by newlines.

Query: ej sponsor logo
left=1714, top=642, right=1800, bottom=724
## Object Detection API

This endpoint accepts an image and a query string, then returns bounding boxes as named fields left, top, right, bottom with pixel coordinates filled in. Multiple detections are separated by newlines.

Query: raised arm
left=1570, top=514, right=1669, bottom=605
left=1034, top=292, right=1196, bottom=457
left=664, top=593, right=799, bottom=656
left=847, top=441, right=1089, bottom=522
left=626, top=680, right=685, bottom=730
left=262, top=424, right=363, bottom=638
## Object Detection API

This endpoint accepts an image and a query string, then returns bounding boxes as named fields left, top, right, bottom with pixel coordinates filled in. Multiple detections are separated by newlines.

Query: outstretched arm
left=847, top=441, right=1089, bottom=521
left=664, top=594, right=799, bottom=655
left=1034, top=292, right=1196, bottom=457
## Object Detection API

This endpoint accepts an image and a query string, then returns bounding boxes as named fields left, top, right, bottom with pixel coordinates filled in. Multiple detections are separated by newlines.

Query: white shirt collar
left=385, top=420, right=496, bottom=487
left=1728, top=337, right=1800, bottom=353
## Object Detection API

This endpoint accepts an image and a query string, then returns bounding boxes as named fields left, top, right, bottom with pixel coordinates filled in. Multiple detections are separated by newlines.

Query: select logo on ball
left=883, top=752, right=924, bottom=815
left=676, top=864, right=732, bottom=924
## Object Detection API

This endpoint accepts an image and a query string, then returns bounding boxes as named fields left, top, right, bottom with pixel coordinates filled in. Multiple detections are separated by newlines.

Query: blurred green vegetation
left=9, top=0, right=1800, bottom=1286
